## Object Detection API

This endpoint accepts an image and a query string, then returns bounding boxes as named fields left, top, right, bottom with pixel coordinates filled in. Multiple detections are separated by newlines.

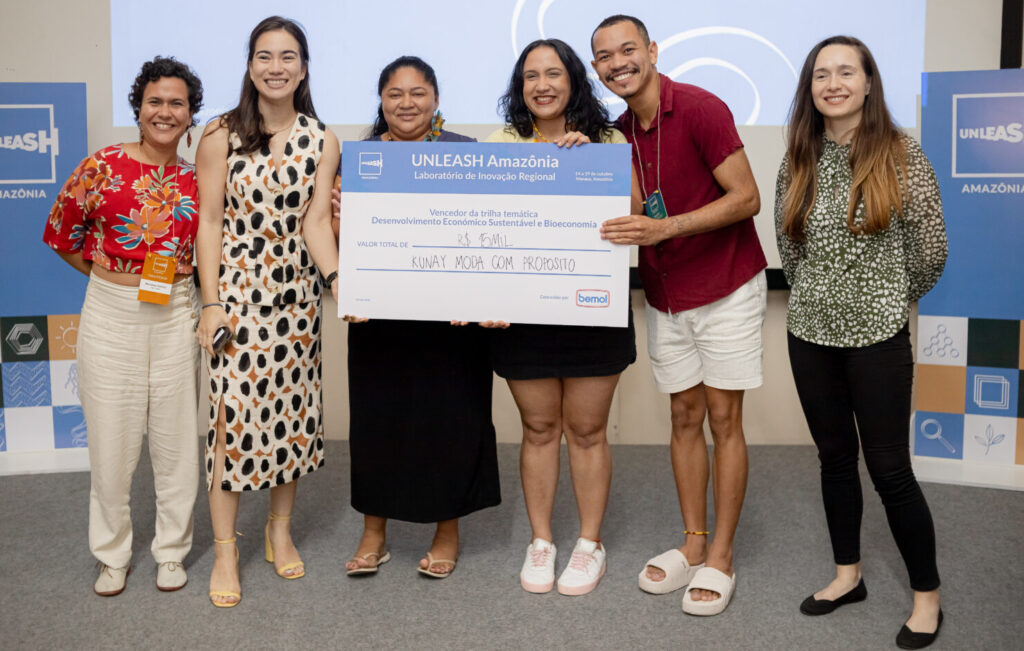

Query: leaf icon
left=978, top=425, right=1006, bottom=455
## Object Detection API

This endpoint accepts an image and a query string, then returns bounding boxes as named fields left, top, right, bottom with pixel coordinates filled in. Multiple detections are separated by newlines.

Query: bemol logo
left=359, top=152, right=382, bottom=177
left=576, top=289, right=609, bottom=308
left=952, top=93, right=1024, bottom=178
left=0, top=105, right=60, bottom=184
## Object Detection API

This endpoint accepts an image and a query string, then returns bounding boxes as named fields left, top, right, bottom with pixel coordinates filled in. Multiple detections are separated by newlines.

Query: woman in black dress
left=487, top=39, right=637, bottom=596
left=338, top=56, right=500, bottom=578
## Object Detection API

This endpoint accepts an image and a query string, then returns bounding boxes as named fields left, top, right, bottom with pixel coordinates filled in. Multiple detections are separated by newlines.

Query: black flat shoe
left=799, top=578, right=867, bottom=615
left=896, top=609, right=943, bottom=649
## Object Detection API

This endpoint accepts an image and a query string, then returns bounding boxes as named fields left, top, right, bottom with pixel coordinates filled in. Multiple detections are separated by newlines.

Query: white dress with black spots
left=206, top=113, right=326, bottom=491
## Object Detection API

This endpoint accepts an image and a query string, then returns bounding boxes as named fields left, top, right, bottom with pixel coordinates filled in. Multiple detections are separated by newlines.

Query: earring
left=139, top=127, right=144, bottom=144
left=187, top=128, right=193, bottom=148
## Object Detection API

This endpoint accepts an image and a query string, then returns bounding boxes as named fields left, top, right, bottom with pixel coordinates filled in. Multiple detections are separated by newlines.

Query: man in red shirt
left=592, top=14, right=767, bottom=616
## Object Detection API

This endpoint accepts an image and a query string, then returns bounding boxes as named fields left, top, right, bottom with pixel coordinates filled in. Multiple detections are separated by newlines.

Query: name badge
left=644, top=189, right=668, bottom=220
left=138, top=252, right=177, bottom=305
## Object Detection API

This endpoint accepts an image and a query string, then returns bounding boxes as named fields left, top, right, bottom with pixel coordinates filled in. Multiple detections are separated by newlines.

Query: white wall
left=0, top=0, right=1007, bottom=445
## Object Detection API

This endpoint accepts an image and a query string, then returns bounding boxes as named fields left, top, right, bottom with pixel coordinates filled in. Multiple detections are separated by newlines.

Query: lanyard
left=630, top=103, right=667, bottom=219
left=630, top=102, right=661, bottom=196
left=137, top=158, right=181, bottom=305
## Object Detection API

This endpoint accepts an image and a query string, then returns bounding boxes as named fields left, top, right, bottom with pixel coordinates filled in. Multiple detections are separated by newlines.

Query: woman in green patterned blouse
left=775, top=36, right=947, bottom=650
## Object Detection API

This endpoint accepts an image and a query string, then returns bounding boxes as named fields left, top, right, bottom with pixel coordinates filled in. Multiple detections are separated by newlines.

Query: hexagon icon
left=1, top=317, right=50, bottom=362
left=6, top=323, right=43, bottom=355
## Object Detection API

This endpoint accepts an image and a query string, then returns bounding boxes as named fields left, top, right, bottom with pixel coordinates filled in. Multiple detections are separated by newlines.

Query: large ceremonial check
left=338, top=141, right=632, bottom=326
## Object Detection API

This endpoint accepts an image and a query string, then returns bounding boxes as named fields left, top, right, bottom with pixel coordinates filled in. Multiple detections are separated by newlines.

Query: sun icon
left=56, top=322, right=79, bottom=355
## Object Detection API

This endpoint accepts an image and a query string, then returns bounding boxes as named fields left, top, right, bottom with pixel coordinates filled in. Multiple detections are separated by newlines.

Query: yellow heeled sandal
left=265, top=513, right=305, bottom=579
left=209, top=536, right=241, bottom=608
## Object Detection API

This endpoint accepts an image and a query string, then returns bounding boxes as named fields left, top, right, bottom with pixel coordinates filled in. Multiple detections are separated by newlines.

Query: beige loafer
left=94, top=563, right=130, bottom=596
left=156, top=561, right=188, bottom=592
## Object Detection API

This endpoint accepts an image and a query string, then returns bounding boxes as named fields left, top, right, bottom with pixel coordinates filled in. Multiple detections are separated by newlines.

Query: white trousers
left=77, top=273, right=200, bottom=567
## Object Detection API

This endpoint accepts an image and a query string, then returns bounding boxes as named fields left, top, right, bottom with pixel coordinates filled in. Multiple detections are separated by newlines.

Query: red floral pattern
left=44, top=145, right=199, bottom=274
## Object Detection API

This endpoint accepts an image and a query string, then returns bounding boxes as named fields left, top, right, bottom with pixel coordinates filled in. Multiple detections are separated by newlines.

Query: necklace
left=264, top=115, right=297, bottom=136
left=136, top=140, right=178, bottom=168
left=531, top=118, right=573, bottom=143
left=630, top=101, right=661, bottom=199
left=531, top=120, right=553, bottom=143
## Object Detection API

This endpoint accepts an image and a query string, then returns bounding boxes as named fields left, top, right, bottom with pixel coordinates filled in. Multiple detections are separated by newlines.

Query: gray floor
left=0, top=440, right=1021, bottom=650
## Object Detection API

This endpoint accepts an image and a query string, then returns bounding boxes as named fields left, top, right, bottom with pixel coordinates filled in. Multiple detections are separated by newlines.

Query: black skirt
left=347, top=319, right=500, bottom=523
left=490, top=306, right=636, bottom=380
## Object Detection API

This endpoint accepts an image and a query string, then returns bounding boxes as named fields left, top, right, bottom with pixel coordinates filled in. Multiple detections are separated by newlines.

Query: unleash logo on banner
left=0, top=105, right=60, bottom=184
left=951, top=92, right=1024, bottom=177
left=0, top=82, right=87, bottom=316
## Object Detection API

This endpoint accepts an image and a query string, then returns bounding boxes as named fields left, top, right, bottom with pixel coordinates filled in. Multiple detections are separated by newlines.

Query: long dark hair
left=369, top=56, right=439, bottom=138
left=782, top=35, right=905, bottom=241
left=223, top=16, right=318, bottom=154
left=498, top=39, right=612, bottom=142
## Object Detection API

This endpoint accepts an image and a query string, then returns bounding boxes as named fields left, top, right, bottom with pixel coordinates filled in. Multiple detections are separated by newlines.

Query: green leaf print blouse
left=774, top=136, right=948, bottom=348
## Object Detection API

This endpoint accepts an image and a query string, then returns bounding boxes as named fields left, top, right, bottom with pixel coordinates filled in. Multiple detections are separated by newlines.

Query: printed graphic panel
left=913, top=411, right=964, bottom=460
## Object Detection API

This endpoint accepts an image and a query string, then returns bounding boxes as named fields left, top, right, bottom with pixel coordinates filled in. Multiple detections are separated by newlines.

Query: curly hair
left=498, top=39, right=613, bottom=142
left=128, top=56, right=203, bottom=126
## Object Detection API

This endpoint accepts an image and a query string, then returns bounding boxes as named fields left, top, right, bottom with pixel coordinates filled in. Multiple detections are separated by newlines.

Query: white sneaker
left=520, top=538, right=556, bottom=593
left=94, top=564, right=130, bottom=596
left=156, top=561, right=188, bottom=592
left=556, top=538, right=606, bottom=596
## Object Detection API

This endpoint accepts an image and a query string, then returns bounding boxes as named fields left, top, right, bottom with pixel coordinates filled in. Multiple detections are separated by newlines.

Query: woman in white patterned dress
left=194, top=15, right=339, bottom=608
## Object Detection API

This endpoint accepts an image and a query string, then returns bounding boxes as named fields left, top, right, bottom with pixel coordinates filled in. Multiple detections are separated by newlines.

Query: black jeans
left=788, top=324, right=940, bottom=591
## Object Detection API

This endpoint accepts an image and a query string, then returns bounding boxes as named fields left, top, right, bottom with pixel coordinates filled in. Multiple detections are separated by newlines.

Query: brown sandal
left=346, top=550, right=391, bottom=576
left=418, top=552, right=457, bottom=579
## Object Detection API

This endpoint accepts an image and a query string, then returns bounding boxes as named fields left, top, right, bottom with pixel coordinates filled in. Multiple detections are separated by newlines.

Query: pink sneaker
left=556, top=538, right=606, bottom=596
left=520, top=538, right=556, bottom=593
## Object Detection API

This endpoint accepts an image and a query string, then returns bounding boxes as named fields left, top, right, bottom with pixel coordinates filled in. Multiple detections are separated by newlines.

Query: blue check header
left=341, top=141, right=631, bottom=197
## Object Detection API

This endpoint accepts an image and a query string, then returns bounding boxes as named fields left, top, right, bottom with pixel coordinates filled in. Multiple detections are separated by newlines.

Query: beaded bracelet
left=683, top=530, right=710, bottom=536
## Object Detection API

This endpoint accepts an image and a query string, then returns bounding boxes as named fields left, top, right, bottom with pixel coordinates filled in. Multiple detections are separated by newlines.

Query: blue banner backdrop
left=915, top=69, right=1024, bottom=490
left=0, top=83, right=89, bottom=467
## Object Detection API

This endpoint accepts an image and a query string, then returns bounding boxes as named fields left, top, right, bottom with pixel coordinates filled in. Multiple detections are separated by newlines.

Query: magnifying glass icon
left=920, top=418, right=956, bottom=454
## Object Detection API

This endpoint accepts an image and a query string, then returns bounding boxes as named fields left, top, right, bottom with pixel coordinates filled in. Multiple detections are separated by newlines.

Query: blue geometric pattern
left=965, top=366, right=1018, bottom=418
left=1, top=361, right=51, bottom=408
left=0, top=410, right=6, bottom=452
left=53, top=405, right=87, bottom=449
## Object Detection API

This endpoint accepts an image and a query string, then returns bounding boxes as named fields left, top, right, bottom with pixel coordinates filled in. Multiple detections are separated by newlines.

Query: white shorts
left=646, top=270, right=766, bottom=393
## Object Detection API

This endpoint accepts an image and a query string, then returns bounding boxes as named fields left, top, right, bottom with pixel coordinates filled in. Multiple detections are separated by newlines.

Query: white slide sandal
left=681, top=567, right=736, bottom=616
left=638, top=549, right=704, bottom=594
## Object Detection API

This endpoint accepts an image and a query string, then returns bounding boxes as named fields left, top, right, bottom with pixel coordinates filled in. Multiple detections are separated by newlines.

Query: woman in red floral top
left=43, top=57, right=203, bottom=598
